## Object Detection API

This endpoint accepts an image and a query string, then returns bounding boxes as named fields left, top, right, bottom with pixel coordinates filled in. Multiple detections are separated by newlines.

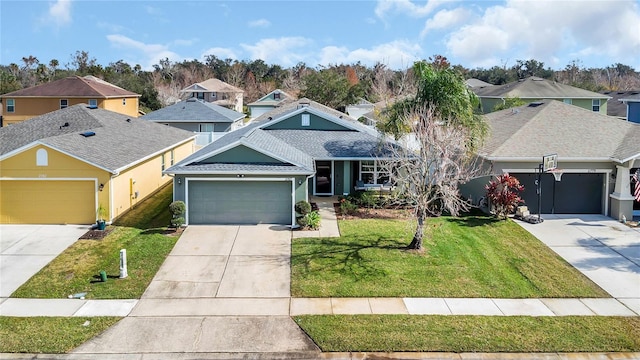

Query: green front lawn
left=11, top=184, right=178, bottom=299
left=295, top=315, right=640, bottom=352
left=291, top=216, right=608, bottom=298
left=0, top=317, right=121, bottom=354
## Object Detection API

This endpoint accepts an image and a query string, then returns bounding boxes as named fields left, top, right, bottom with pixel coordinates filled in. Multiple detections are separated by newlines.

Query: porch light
left=99, top=183, right=104, bottom=191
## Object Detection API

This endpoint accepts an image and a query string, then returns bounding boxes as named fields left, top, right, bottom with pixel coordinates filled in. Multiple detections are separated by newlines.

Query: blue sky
left=2, top=0, right=640, bottom=71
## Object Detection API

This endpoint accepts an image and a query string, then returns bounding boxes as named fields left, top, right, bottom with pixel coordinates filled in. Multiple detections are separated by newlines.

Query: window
left=592, top=99, right=600, bottom=112
left=6, top=99, right=14, bottom=113
left=161, top=153, right=166, bottom=171
left=196, top=92, right=205, bottom=100
left=170, top=150, right=175, bottom=166
left=273, top=92, right=281, bottom=100
left=36, top=148, right=48, bottom=166
left=122, top=98, right=126, bottom=106
left=88, top=99, right=97, bottom=108
left=563, top=99, right=572, bottom=105
left=199, top=123, right=214, bottom=132
left=360, top=160, right=390, bottom=185
left=60, top=99, right=68, bottom=109
left=301, top=114, right=310, bottom=127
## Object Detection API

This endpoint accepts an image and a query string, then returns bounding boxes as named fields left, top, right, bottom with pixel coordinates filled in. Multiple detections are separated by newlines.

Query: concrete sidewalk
left=2, top=296, right=637, bottom=317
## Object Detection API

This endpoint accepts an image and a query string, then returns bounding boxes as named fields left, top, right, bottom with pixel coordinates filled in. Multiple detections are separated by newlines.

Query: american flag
left=634, top=170, right=640, bottom=202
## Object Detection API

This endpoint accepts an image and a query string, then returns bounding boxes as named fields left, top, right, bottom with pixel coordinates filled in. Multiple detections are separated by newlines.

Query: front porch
left=309, top=159, right=392, bottom=197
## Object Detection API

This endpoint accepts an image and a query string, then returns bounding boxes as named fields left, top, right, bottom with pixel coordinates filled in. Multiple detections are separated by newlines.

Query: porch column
left=610, top=165, right=635, bottom=221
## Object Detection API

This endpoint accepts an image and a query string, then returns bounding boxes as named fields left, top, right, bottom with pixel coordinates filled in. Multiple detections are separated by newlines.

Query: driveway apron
left=73, top=224, right=319, bottom=355
left=516, top=214, right=640, bottom=313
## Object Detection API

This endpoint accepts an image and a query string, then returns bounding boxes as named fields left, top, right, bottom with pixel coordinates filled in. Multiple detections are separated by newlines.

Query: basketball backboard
left=542, top=153, right=557, bottom=172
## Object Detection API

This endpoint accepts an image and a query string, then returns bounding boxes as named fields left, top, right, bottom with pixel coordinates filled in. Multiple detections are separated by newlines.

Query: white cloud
left=106, top=34, right=181, bottom=70
left=420, top=7, right=471, bottom=37
left=442, top=0, right=640, bottom=68
left=172, top=39, right=198, bottom=47
left=200, top=47, right=239, bottom=61
left=318, top=41, right=421, bottom=69
left=240, top=37, right=311, bottom=67
left=248, top=19, right=271, bottom=28
left=44, top=0, right=72, bottom=28
left=375, top=0, right=449, bottom=19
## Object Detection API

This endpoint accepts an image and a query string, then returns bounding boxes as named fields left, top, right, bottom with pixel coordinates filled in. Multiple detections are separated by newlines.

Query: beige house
left=181, top=78, right=244, bottom=113
left=0, top=76, right=140, bottom=126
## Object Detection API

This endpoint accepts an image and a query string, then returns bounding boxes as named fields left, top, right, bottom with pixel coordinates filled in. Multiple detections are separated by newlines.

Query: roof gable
left=199, top=144, right=285, bottom=164
left=0, top=76, right=139, bottom=98
left=473, top=77, right=610, bottom=100
left=262, top=108, right=355, bottom=131
left=181, top=78, right=244, bottom=93
left=140, top=98, right=245, bottom=122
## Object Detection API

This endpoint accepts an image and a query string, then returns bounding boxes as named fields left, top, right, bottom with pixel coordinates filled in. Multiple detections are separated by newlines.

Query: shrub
left=169, top=201, right=186, bottom=228
left=295, top=200, right=312, bottom=215
left=485, top=173, right=525, bottom=220
left=339, top=198, right=358, bottom=215
left=348, top=191, right=377, bottom=208
left=296, top=210, right=321, bottom=230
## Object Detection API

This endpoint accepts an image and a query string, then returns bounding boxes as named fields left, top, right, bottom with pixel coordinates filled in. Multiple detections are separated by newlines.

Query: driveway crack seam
left=215, top=226, right=240, bottom=297
left=192, top=317, right=206, bottom=351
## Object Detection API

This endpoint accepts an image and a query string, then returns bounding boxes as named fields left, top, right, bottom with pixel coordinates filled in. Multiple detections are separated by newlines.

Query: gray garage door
left=187, top=180, right=292, bottom=225
left=511, top=173, right=603, bottom=214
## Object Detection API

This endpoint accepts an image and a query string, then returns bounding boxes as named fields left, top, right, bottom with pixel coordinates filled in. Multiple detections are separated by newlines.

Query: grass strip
left=294, top=315, right=640, bottom=353
left=292, top=217, right=607, bottom=298
left=0, top=317, right=121, bottom=353
left=11, top=184, right=177, bottom=299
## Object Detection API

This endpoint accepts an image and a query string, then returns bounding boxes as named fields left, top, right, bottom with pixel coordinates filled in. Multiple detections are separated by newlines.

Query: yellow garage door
left=0, top=180, right=95, bottom=224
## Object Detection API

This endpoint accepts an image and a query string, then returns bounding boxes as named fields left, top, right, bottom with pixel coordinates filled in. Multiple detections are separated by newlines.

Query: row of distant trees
left=1, top=51, right=639, bottom=113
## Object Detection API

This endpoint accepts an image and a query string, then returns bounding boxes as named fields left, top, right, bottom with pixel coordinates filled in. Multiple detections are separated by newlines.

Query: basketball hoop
left=548, top=168, right=563, bottom=182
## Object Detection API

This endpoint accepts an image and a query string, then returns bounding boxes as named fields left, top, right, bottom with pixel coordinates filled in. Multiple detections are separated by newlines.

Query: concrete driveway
left=73, top=224, right=318, bottom=355
left=516, top=214, right=640, bottom=313
left=0, top=224, right=88, bottom=298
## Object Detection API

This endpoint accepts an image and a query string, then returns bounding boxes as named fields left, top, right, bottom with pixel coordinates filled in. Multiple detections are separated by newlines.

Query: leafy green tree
left=492, top=97, right=526, bottom=111
left=300, top=68, right=363, bottom=111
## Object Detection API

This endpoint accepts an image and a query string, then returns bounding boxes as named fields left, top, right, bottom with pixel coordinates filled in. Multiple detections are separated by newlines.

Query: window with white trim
left=360, top=160, right=390, bottom=185
left=301, top=114, right=310, bottom=127
left=88, top=99, right=97, bottom=107
left=6, top=99, right=15, bottom=113
left=60, top=99, right=68, bottom=109
left=200, top=123, right=214, bottom=132
left=563, top=99, right=572, bottom=105
left=592, top=99, right=600, bottom=112
left=36, top=148, right=48, bottom=166
left=170, top=150, right=175, bottom=166
left=161, top=153, right=166, bottom=171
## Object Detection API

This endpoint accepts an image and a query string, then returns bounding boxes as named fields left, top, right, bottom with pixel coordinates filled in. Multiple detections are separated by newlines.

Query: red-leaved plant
left=485, top=173, right=525, bottom=220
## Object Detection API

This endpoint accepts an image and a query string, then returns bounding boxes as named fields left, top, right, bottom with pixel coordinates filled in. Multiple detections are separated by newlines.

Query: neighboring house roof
left=465, top=78, right=493, bottom=88
left=473, top=77, right=610, bottom=100
left=247, top=89, right=295, bottom=107
left=480, top=100, right=640, bottom=163
left=167, top=98, right=397, bottom=175
left=620, top=93, right=640, bottom=102
left=600, top=90, right=640, bottom=118
left=0, top=104, right=194, bottom=173
left=140, top=98, right=245, bottom=123
left=181, top=78, right=244, bottom=94
left=0, top=75, right=140, bottom=99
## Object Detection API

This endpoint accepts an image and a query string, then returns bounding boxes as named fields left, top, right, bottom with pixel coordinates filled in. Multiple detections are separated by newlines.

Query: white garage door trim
left=184, top=177, right=296, bottom=226
left=500, top=168, right=612, bottom=215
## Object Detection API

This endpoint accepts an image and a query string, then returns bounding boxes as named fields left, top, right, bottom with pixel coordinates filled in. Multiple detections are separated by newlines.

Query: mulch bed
left=334, top=203, right=413, bottom=220
left=79, top=227, right=114, bottom=240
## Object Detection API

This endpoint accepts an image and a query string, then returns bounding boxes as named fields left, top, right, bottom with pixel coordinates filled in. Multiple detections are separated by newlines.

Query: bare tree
left=382, top=105, right=482, bottom=250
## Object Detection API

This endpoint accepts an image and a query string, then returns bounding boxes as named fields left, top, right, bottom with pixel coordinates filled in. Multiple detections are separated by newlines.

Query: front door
left=314, top=161, right=333, bottom=195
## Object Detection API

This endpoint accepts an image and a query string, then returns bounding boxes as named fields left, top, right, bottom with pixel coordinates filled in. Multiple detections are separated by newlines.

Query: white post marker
left=119, top=249, right=128, bottom=279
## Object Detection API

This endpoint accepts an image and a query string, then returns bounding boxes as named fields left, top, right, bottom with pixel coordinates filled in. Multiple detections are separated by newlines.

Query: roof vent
left=528, top=102, right=544, bottom=107
left=126, top=118, right=131, bottom=122
left=59, top=122, right=70, bottom=129
left=80, top=131, right=96, bottom=137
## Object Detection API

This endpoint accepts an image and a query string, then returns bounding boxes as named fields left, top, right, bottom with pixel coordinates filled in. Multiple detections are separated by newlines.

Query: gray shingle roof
left=167, top=98, right=400, bottom=175
left=473, top=77, right=610, bottom=99
left=140, top=98, right=245, bottom=123
left=0, top=104, right=194, bottom=172
left=165, top=162, right=311, bottom=174
left=247, top=89, right=295, bottom=106
left=481, top=100, right=640, bottom=162
left=600, top=90, right=640, bottom=118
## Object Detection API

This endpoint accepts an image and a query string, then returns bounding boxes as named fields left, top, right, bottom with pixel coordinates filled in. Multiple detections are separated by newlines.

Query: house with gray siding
left=165, top=98, right=399, bottom=226
left=247, top=89, right=295, bottom=120
left=140, top=98, right=245, bottom=145
left=461, top=100, right=640, bottom=220
left=181, top=78, right=244, bottom=113
left=620, top=92, right=640, bottom=124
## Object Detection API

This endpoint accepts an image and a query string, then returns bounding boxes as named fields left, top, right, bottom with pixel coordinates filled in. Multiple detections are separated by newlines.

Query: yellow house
left=0, top=75, right=140, bottom=126
left=0, top=104, right=195, bottom=224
